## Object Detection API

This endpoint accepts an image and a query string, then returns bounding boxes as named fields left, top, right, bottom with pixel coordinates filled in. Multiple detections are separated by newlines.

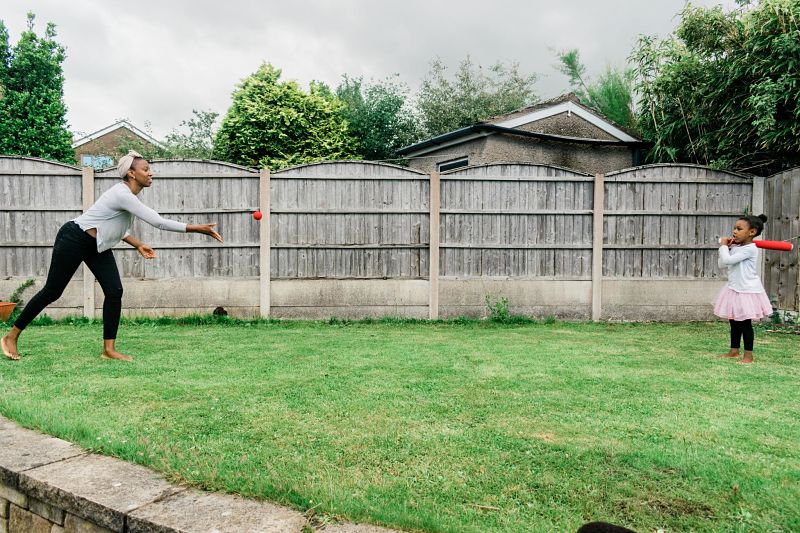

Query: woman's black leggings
left=729, top=319, right=754, bottom=351
left=14, top=221, right=123, bottom=339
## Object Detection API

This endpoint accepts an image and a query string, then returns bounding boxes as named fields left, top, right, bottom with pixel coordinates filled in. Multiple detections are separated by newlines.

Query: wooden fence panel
left=764, top=168, right=800, bottom=309
left=3, top=155, right=797, bottom=315
left=602, top=165, right=753, bottom=278
left=439, top=164, right=594, bottom=278
left=270, top=162, right=430, bottom=278
left=95, top=160, right=260, bottom=278
left=0, top=157, right=83, bottom=277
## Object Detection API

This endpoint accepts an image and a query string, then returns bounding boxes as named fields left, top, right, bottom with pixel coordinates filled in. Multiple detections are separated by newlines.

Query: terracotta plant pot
left=0, top=302, right=17, bottom=322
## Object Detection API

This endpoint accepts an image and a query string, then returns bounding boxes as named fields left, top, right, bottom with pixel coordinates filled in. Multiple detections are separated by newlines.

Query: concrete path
left=0, top=415, right=401, bottom=533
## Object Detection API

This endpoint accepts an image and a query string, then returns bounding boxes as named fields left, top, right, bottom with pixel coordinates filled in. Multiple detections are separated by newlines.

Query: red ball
left=253, top=210, right=263, bottom=220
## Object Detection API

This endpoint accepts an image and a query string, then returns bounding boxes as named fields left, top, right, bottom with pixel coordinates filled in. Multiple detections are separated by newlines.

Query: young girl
left=1, top=151, right=223, bottom=362
left=714, top=214, right=773, bottom=364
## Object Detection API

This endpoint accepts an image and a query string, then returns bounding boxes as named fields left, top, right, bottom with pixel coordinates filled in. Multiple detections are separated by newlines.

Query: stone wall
left=406, top=132, right=633, bottom=174
left=0, top=417, right=315, bottom=532
left=406, top=136, right=489, bottom=173
left=515, top=111, right=618, bottom=140
left=481, top=135, right=633, bottom=174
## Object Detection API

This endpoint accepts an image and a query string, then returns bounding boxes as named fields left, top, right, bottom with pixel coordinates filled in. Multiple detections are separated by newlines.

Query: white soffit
left=495, top=101, right=638, bottom=142
left=72, top=121, right=163, bottom=149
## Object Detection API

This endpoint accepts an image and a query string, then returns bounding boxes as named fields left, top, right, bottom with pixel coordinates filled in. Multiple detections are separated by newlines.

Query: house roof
left=398, top=93, right=644, bottom=157
left=483, top=93, right=582, bottom=124
left=71, top=120, right=163, bottom=149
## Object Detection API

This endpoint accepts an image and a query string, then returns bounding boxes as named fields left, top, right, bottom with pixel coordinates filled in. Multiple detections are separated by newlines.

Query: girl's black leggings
left=729, top=319, right=754, bottom=351
left=14, top=221, right=123, bottom=339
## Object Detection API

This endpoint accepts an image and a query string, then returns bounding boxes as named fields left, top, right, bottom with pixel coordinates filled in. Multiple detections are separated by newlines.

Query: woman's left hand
left=137, top=244, right=157, bottom=259
left=188, top=223, right=223, bottom=243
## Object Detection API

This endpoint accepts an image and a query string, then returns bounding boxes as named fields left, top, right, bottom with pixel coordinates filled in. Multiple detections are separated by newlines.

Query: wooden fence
left=439, top=164, right=594, bottom=278
left=764, top=168, right=800, bottom=311
left=1, top=156, right=798, bottom=319
left=602, top=165, right=756, bottom=278
left=270, top=162, right=430, bottom=279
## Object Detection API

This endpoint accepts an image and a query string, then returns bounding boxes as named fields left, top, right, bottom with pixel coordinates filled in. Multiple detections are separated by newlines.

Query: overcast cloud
left=3, top=0, right=739, bottom=139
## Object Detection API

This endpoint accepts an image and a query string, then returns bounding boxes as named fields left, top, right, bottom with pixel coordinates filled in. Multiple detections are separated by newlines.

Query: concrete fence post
left=751, top=176, right=766, bottom=216
left=81, top=166, right=95, bottom=318
left=591, top=173, right=605, bottom=322
left=751, top=176, right=766, bottom=277
left=259, top=168, right=271, bottom=318
left=429, top=172, right=441, bottom=319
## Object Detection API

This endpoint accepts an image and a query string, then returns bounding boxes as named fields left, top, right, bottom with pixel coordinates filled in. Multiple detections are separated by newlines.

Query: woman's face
left=127, top=159, right=153, bottom=188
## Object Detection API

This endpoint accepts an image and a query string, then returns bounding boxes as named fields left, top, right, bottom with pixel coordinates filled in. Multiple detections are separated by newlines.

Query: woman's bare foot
left=737, top=351, right=754, bottom=364
left=719, top=349, right=740, bottom=358
left=1, top=334, right=20, bottom=361
left=101, top=339, right=132, bottom=361
left=100, top=349, right=133, bottom=362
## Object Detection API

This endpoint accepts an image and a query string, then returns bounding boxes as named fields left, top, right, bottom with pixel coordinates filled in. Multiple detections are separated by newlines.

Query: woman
left=2, top=151, right=222, bottom=361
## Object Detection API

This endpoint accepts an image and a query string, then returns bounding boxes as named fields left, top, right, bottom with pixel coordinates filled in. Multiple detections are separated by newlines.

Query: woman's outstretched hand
left=137, top=244, right=157, bottom=259
left=188, top=223, right=223, bottom=243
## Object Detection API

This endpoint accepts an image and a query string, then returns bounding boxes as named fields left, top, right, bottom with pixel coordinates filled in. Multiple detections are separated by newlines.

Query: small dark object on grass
left=577, top=522, right=637, bottom=533
left=213, top=306, right=228, bottom=316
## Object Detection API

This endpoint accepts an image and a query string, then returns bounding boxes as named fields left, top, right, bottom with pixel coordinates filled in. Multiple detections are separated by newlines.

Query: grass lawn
left=0, top=318, right=798, bottom=532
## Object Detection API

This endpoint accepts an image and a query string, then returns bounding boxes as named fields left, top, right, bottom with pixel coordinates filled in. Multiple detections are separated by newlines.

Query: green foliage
left=557, top=49, right=637, bottom=132
left=631, top=0, right=800, bottom=173
left=485, top=294, right=511, bottom=322
left=113, top=110, right=220, bottom=162
left=0, top=13, right=73, bottom=162
left=163, top=109, right=219, bottom=159
left=336, top=75, right=420, bottom=160
left=213, top=63, right=357, bottom=169
left=8, top=278, right=35, bottom=304
left=417, top=56, right=538, bottom=137
left=766, top=309, right=798, bottom=333
left=112, top=121, right=171, bottom=162
left=0, top=23, right=9, bottom=96
left=2, top=277, right=35, bottom=324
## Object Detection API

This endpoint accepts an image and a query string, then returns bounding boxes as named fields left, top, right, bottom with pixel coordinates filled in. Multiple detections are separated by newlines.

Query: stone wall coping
left=0, top=416, right=399, bottom=532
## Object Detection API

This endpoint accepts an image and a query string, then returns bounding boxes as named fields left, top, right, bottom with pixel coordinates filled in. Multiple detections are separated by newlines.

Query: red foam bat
left=755, top=240, right=794, bottom=251
left=719, top=238, right=794, bottom=251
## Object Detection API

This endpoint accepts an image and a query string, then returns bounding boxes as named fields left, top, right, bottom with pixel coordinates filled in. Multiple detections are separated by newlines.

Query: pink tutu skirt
left=713, top=287, right=773, bottom=321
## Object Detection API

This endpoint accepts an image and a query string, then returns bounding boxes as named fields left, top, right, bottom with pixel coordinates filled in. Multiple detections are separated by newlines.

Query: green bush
left=485, top=295, right=511, bottom=322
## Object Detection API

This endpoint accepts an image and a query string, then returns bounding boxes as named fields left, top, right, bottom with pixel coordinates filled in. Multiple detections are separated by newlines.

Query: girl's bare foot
left=100, top=349, right=133, bottom=362
left=719, top=349, right=740, bottom=358
left=2, top=335, right=20, bottom=361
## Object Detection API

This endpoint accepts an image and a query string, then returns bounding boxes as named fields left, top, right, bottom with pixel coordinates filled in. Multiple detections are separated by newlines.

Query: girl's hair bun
left=758, top=214, right=768, bottom=223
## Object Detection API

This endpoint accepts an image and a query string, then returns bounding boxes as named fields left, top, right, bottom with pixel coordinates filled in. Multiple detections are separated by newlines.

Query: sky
left=2, top=0, right=740, bottom=140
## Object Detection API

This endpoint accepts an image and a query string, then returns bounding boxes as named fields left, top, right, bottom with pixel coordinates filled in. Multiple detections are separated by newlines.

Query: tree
left=336, top=75, right=420, bottom=160
left=557, top=49, right=637, bottom=132
left=214, top=63, right=356, bottom=169
left=416, top=56, right=538, bottom=137
left=0, top=13, right=73, bottom=162
left=630, top=0, right=800, bottom=173
left=113, top=121, right=170, bottom=162
left=163, top=109, right=219, bottom=159
left=113, top=110, right=220, bottom=162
